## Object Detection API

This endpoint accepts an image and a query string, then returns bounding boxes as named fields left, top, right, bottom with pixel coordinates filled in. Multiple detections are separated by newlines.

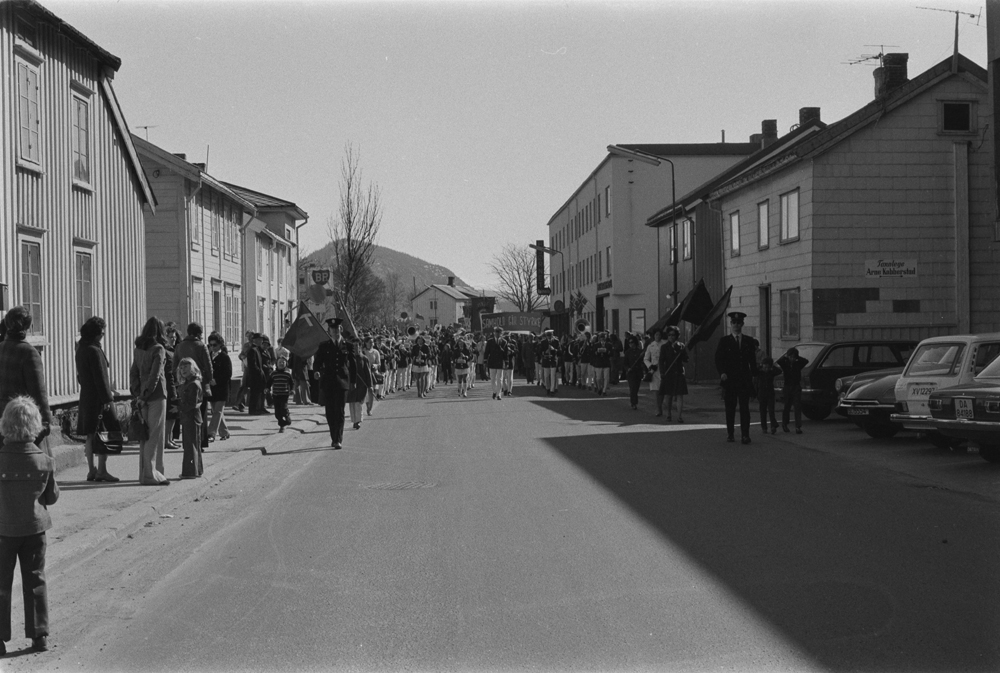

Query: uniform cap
left=727, top=311, right=747, bottom=324
left=325, top=318, right=344, bottom=328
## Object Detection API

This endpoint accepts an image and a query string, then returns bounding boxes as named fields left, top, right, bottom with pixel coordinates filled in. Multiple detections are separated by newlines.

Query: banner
left=469, top=296, right=496, bottom=332
left=282, top=302, right=331, bottom=359
left=480, top=312, right=547, bottom=334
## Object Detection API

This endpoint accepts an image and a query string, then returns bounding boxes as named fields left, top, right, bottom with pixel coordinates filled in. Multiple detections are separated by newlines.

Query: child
left=776, top=347, right=810, bottom=434
left=0, top=396, right=58, bottom=654
left=269, top=357, right=294, bottom=433
left=176, top=358, right=204, bottom=477
left=756, top=357, right=780, bottom=434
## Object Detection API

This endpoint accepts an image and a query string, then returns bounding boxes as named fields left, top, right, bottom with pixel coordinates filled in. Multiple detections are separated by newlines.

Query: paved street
left=4, top=379, right=1000, bottom=672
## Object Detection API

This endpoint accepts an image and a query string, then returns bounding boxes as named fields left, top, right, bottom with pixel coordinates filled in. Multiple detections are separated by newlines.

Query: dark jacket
left=315, top=338, right=358, bottom=393
left=0, top=440, right=58, bottom=537
left=484, top=337, right=508, bottom=370
left=715, top=333, right=759, bottom=393
left=209, top=351, right=233, bottom=403
left=0, top=337, right=52, bottom=438
left=174, top=336, right=213, bottom=388
left=75, top=338, right=114, bottom=435
left=775, top=354, right=809, bottom=389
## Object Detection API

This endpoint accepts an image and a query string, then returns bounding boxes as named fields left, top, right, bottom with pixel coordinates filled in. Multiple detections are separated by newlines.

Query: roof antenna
left=843, top=45, right=899, bottom=68
left=205, top=145, right=210, bottom=173
left=916, top=5, right=982, bottom=69
left=136, top=125, right=157, bottom=141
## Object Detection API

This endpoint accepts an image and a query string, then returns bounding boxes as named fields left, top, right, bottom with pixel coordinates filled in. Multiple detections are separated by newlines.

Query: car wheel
left=863, top=422, right=900, bottom=439
left=802, top=405, right=831, bottom=421
left=979, top=445, right=1000, bottom=463
left=927, top=432, right=961, bottom=450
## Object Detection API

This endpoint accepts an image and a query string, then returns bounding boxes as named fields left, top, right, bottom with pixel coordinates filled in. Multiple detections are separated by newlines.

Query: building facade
left=410, top=277, right=480, bottom=328
left=1, top=0, right=155, bottom=404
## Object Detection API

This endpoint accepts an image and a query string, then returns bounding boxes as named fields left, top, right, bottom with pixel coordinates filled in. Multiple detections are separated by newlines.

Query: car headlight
left=835, top=378, right=844, bottom=393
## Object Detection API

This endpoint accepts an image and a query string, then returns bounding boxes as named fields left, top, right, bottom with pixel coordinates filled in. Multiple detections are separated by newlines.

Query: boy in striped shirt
left=269, top=357, right=295, bottom=432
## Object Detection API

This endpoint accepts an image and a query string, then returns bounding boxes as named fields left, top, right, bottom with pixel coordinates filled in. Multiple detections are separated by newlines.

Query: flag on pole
left=282, top=302, right=330, bottom=359
left=332, top=294, right=360, bottom=339
left=679, top=279, right=714, bottom=325
left=686, top=285, right=733, bottom=351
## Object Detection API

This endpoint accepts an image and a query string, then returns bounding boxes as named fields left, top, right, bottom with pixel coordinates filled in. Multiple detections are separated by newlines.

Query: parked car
left=836, top=370, right=904, bottom=438
left=927, top=371, right=1000, bottom=462
left=891, top=333, right=1000, bottom=449
left=835, top=365, right=905, bottom=404
left=774, top=340, right=917, bottom=421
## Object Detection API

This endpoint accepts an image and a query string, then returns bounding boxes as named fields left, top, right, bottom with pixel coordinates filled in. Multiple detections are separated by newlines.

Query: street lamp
left=606, top=145, right=677, bottom=318
left=529, top=240, right=565, bottom=317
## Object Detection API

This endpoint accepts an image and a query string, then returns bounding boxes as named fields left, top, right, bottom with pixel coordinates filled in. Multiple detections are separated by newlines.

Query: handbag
left=92, top=412, right=124, bottom=455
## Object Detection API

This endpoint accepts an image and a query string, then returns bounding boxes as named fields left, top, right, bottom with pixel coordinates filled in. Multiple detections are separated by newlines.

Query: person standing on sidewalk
left=176, top=359, right=204, bottom=478
left=129, top=317, right=170, bottom=485
left=75, top=316, right=119, bottom=482
left=776, top=347, right=809, bottom=434
left=715, top=312, right=759, bottom=444
left=622, top=334, right=646, bottom=410
left=206, top=332, right=232, bottom=442
left=268, top=357, right=294, bottom=433
left=0, top=396, right=58, bottom=654
left=173, top=323, right=213, bottom=450
left=314, top=318, right=357, bottom=449
left=755, top=357, right=780, bottom=435
left=484, top=327, right=507, bottom=400
left=0, top=307, right=52, bottom=450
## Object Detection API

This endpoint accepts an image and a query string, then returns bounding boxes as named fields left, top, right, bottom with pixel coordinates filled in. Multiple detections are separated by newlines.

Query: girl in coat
left=176, top=358, right=204, bottom=478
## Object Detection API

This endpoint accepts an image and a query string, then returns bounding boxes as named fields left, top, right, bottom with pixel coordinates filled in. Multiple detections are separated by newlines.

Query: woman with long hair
left=130, top=317, right=170, bottom=485
left=659, top=326, right=689, bottom=422
left=75, top=316, right=118, bottom=482
left=206, top=331, right=232, bottom=441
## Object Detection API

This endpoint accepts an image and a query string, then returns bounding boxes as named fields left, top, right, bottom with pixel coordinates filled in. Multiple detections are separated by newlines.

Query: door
left=596, top=295, right=606, bottom=332
left=759, top=285, right=771, bottom=359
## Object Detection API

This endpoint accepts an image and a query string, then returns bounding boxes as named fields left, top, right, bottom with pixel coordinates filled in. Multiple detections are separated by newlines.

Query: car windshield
left=904, top=343, right=965, bottom=377
left=794, top=344, right=825, bottom=367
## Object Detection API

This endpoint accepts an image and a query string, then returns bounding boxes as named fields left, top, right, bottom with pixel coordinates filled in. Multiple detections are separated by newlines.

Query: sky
left=47, top=0, right=988, bottom=290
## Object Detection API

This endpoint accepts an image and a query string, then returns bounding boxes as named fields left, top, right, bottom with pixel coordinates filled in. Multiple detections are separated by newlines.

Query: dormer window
left=15, top=15, right=37, bottom=47
left=940, top=101, right=975, bottom=134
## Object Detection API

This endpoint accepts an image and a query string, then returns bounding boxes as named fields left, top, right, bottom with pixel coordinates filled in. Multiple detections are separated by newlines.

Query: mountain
left=303, top=242, right=471, bottom=297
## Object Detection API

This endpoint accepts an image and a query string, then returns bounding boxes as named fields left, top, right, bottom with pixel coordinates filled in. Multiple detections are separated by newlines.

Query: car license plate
left=955, top=398, right=974, bottom=420
left=908, top=384, right=937, bottom=399
left=847, top=409, right=870, bottom=416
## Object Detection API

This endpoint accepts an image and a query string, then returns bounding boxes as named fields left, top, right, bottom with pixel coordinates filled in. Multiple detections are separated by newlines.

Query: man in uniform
left=314, top=318, right=357, bottom=449
left=715, top=311, right=759, bottom=444
left=484, top=326, right=508, bottom=400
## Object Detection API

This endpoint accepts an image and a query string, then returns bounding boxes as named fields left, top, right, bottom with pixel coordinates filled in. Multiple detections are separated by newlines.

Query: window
left=682, top=219, right=692, bottom=260
left=780, top=288, right=800, bottom=339
left=232, top=287, right=242, bottom=347
left=71, top=95, right=90, bottom=184
left=15, top=15, right=37, bottom=47
left=16, top=61, right=40, bottom=166
left=257, top=297, right=266, bottom=333
left=941, top=102, right=973, bottom=133
left=257, top=238, right=264, bottom=279
left=669, top=226, right=677, bottom=264
left=730, top=212, right=740, bottom=256
left=210, top=193, right=220, bottom=253
left=193, top=190, right=204, bottom=249
left=605, top=186, right=611, bottom=216
left=20, top=240, right=42, bottom=335
left=430, top=299, right=437, bottom=310
left=75, top=251, right=93, bottom=327
left=606, top=246, right=611, bottom=276
left=213, top=287, right=222, bottom=334
left=276, top=246, right=284, bottom=287
left=758, top=201, right=769, bottom=249
left=597, top=194, right=601, bottom=223
left=191, top=278, right=204, bottom=326
left=232, top=210, right=240, bottom=260
left=598, top=252, right=602, bottom=280
left=780, top=189, right=799, bottom=242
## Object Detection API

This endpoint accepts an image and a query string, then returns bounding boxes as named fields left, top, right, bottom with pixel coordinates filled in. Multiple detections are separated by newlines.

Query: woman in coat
left=0, top=307, right=52, bottom=449
left=75, top=316, right=118, bottom=482
left=206, top=331, right=232, bottom=441
left=129, top=317, right=169, bottom=485
left=658, top=326, right=689, bottom=422
left=347, top=344, right=373, bottom=430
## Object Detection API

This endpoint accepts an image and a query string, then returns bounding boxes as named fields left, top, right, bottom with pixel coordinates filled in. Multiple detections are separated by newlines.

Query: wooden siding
left=2, top=6, right=149, bottom=404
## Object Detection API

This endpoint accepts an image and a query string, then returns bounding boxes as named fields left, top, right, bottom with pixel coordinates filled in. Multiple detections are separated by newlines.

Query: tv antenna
left=136, top=125, right=157, bottom=140
left=916, top=5, right=983, bottom=57
left=844, top=45, right=899, bottom=67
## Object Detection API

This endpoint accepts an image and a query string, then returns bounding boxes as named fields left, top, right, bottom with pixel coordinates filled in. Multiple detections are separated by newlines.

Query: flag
left=686, top=285, right=733, bottom=351
left=646, top=281, right=703, bottom=335
left=282, top=302, right=330, bottom=359
left=415, top=313, right=425, bottom=321
left=332, top=296, right=360, bottom=339
left=679, top=279, right=714, bottom=325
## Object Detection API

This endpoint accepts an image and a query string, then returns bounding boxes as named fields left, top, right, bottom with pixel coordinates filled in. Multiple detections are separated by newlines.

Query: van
left=890, top=333, right=1000, bottom=446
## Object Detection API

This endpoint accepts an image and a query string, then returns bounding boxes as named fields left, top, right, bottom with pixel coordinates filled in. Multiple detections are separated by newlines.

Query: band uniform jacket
left=315, top=339, right=358, bottom=393
left=715, top=333, right=760, bottom=394
left=484, top=337, right=508, bottom=370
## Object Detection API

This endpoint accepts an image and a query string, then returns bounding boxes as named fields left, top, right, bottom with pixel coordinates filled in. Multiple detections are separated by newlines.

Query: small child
left=269, top=357, right=294, bottom=433
left=176, top=358, right=204, bottom=477
left=756, top=357, right=780, bottom=434
left=0, top=396, right=58, bottom=654
left=776, top=347, right=810, bottom=434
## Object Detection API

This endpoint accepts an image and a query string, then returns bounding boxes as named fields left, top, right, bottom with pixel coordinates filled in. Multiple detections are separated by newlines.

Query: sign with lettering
left=480, top=312, right=547, bottom=334
left=865, top=259, right=917, bottom=278
left=311, top=269, right=331, bottom=285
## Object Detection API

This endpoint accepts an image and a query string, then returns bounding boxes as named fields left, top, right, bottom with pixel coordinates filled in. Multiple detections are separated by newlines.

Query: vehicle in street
left=927, top=355, right=1000, bottom=463
left=775, top=340, right=917, bottom=421
left=836, top=370, right=904, bottom=438
left=891, top=334, right=1000, bottom=449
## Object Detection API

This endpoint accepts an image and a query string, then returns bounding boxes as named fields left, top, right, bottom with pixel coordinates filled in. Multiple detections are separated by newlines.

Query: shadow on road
left=543, top=427, right=1000, bottom=671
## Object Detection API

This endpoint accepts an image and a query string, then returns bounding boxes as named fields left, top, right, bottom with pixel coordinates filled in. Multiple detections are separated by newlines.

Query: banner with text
left=866, top=259, right=917, bottom=278
left=480, top=312, right=547, bottom=334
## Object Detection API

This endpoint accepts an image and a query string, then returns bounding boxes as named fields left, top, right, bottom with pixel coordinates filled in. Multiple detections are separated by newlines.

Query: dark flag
left=647, top=281, right=701, bottom=335
left=686, top=285, right=733, bottom=351
left=679, top=279, right=714, bottom=325
left=282, top=302, right=330, bottom=359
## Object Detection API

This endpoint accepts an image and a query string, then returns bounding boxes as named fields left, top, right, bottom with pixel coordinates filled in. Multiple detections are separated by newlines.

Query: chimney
left=447, top=276, right=455, bottom=286
left=761, top=119, right=778, bottom=148
left=193, top=162, right=206, bottom=171
left=799, top=107, right=821, bottom=126
left=874, top=53, right=908, bottom=99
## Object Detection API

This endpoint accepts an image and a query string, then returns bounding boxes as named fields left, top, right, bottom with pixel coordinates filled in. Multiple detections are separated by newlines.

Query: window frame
left=780, top=287, right=800, bottom=339
left=74, top=248, right=94, bottom=328
left=606, top=246, right=611, bottom=277
left=19, top=236, right=44, bottom=336
left=191, top=277, right=204, bottom=326
left=780, top=189, right=800, bottom=243
left=939, top=100, right=976, bottom=135
left=15, top=58, right=42, bottom=171
left=729, top=211, right=741, bottom=257
left=210, top=193, right=220, bottom=255
left=682, top=219, right=692, bottom=260
left=605, top=185, right=611, bottom=217
left=757, top=200, right=769, bottom=250
left=669, top=225, right=677, bottom=264
left=70, top=89, right=92, bottom=188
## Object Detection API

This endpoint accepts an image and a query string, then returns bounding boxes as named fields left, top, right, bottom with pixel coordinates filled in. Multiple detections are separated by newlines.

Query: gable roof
left=221, top=182, right=309, bottom=222
left=14, top=0, right=121, bottom=71
left=412, top=284, right=492, bottom=302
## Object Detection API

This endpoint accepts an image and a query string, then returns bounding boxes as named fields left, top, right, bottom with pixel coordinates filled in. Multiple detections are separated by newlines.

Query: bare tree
left=379, top=271, right=405, bottom=325
left=489, top=243, right=546, bottom=312
left=327, top=143, right=382, bottom=313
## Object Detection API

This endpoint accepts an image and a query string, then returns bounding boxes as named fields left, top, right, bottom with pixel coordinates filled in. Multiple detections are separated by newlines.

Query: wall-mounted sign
left=866, top=259, right=917, bottom=278
left=597, top=279, right=613, bottom=292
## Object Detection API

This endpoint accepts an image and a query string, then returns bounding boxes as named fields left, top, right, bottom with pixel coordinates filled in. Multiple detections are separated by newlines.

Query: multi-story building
left=650, top=53, right=997, bottom=368
left=1, top=0, right=155, bottom=404
left=545, top=142, right=757, bottom=336
left=410, top=277, right=483, bottom=328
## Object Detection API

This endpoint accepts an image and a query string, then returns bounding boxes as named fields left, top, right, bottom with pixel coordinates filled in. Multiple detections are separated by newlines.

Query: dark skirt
left=75, top=396, right=105, bottom=435
left=659, top=370, right=688, bottom=396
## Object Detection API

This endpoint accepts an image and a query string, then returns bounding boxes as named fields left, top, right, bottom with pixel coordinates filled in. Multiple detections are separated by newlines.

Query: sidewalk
left=43, top=404, right=327, bottom=578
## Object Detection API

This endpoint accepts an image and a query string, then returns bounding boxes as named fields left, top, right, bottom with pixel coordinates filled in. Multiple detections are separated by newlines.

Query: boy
left=269, top=357, right=295, bottom=433
left=756, top=357, right=780, bottom=434
left=776, top=347, right=810, bottom=434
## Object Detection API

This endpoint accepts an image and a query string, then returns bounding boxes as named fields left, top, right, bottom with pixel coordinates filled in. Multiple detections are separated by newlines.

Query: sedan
left=928, top=378, right=1000, bottom=463
left=837, top=372, right=903, bottom=438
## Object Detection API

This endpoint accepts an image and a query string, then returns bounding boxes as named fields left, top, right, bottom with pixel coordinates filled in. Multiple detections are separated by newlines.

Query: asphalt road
left=11, top=381, right=1000, bottom=672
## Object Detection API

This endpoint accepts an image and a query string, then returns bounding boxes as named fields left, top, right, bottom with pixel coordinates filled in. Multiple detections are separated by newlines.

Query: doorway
left=596, top=295, right=606, bottom=331
left=759, top=285, right=772, bottom=359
